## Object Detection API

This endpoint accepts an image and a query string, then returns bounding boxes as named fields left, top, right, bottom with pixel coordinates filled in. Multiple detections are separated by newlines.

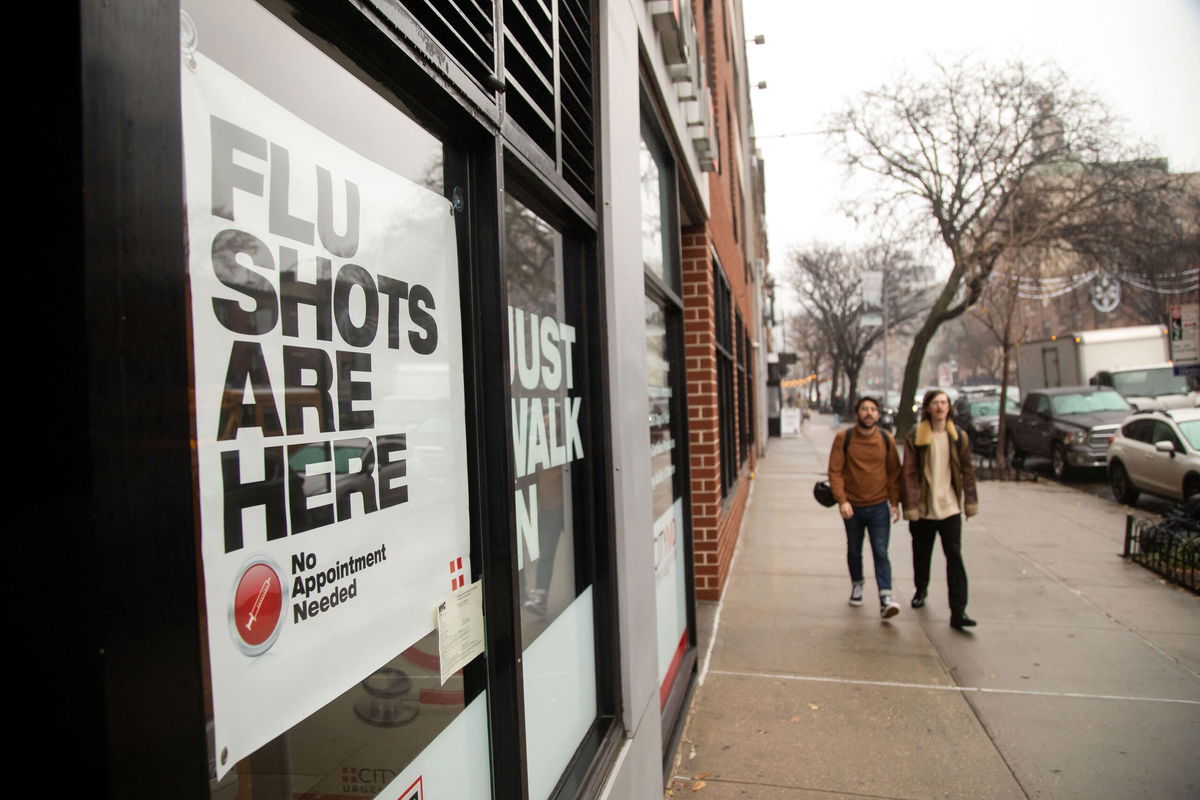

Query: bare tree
left=787, top=312, right=830, bottom=408
left=789, top=243, right=927, bottom=410
left=830, top=57, right=1174, bottom=436
left=969, top=245, right=1044, bottom=468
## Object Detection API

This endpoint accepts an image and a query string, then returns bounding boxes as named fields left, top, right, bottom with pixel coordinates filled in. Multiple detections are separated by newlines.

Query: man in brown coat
left=828, top=396, right=902, bottom=618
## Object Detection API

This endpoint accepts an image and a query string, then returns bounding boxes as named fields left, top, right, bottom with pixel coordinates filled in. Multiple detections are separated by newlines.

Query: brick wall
left=681, top=0, right=762, bottom=601
left=683, top=226, right=755, bottom=601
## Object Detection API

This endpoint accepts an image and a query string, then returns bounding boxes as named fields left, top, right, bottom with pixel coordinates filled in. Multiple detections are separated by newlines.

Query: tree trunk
left=896, top=262, right=967, bottom=437
left=994, top=288, right=1017, bottom=470
left=830, top=361, right=842, bottom=415
left=895, top=317, right=939, bottom=438
left=996, top=342, right=1013, bottom=470
left=846, top=361, right=861, bottom=413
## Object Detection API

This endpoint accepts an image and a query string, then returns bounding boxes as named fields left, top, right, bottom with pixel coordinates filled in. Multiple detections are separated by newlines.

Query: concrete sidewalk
left=669, top=414, right=1200, bottom=799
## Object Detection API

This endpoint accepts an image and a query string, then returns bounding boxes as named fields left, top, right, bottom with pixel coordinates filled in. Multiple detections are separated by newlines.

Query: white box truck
left=1016, top=325, right=1198, bottom=410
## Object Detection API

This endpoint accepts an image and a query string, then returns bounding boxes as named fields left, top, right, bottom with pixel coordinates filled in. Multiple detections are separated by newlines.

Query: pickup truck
left=1005, top=387, right=1132, bottom=479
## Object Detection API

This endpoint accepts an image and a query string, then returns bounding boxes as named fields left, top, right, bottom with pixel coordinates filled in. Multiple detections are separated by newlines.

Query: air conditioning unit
left=688, top=87, right=717, bottom=171
left=647, top=0, right=695, bottom=66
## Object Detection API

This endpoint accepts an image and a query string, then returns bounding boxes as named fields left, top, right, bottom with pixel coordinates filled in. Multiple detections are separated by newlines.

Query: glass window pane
left=640, top=130, right=675, bottom=289
left=646, top=296, right=688, bottom=696
left=181, top=2, right=489, bottom=797
left=504, top=194, right=597, bottom=800
left=640, top=137, right=665, bottom=282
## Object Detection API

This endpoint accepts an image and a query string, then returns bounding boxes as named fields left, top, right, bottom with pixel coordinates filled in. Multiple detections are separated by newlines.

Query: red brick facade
left=681, top=217, right=757, bottom=601
left=679, top=1, right=761, bottom=601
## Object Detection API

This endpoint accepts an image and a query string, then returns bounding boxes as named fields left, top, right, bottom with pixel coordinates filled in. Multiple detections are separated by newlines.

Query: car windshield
left=1109, top=367, right=1189, bottom=398
left=970, top=400, right=1001, bottom=416
left=1181, top=420, right=1200, bottom=450
left=1049, top=391, right=1131, bottom=415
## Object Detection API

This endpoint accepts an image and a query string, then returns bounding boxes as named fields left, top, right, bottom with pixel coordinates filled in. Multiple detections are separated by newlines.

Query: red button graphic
left=232, top=561, right=284, bottom=649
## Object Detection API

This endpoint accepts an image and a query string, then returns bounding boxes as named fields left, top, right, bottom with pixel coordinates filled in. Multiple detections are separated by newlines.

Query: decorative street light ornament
left=1090, top=270, right=1121, bottom=312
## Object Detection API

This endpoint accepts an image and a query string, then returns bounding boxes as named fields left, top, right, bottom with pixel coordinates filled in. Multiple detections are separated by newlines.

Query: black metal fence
left=1123, top=511, right=1200, bottom=594
left=972, top=452, right=1038, bottom=482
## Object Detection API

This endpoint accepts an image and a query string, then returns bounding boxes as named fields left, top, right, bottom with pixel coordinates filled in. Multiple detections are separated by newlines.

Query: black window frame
left=70, top=1, right=621, bottom=798
left=499, top=161, right=623, bottom=800
left=736, top=312, right=752, bottom=466
left=713, top=259, right=737, bottom=499
left=640, top=86, right=697, bottom=776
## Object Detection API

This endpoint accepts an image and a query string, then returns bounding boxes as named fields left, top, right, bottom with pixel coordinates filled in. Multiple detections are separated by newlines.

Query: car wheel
left=1110, top=461, right=1139, bottom=505
left=1185, top=474, right=1200, bottom=500
left=1051, top=443, right=1072, bottom=481
left=1005, top=436, right=1022, bottom=469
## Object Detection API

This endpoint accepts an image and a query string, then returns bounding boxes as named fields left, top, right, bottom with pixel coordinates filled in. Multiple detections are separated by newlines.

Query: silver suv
left=1107, top=408, right=1200, bottom=504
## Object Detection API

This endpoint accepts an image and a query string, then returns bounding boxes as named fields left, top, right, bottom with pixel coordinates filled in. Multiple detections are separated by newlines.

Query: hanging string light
left=989, top=265, right=1200, bottom=306
left=1118, top=267, right=1199, bottom=293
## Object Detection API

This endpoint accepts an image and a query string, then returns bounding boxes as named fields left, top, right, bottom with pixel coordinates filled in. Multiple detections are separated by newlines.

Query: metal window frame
left=70, top=1, right=620, bottom=797
left=639, top=82, right=698, bottom=773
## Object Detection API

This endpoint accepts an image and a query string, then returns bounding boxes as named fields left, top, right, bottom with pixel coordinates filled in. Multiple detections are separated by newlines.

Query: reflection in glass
left=646, top=296, right=688, bottom=696
left=184, top=0, right=442, bottom=188
left=640, top=136, right=665, bottom=282
left=185, top=1, right=484, bottom=798
left=646, top=299, right=676, bottom=519
left=504, top=194, right=597, bottom=800
left=504, top=194, right=579, bottom=649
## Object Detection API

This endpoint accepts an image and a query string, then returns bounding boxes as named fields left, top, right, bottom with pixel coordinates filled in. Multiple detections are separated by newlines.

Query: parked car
left=912, top=386, right=959, bottom=413
left=1005, top=387, right=1132, bottom=479
left=954, top=394, right=1003, bottom=457
left=1092, top=362, right=1199, bottom=410
left=959, top=383, right=1020, bottom=405
left=1107, top=408, right=1200, bottom=504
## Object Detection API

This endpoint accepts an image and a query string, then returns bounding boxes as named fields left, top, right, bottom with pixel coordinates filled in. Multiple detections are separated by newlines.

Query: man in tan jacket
left=901, top=389, right=979, bottom=629
left=828, top=396, right=902, bottom=618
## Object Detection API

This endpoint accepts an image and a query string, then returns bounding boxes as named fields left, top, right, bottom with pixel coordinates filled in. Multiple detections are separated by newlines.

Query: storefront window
left=639, top=129, right=677, bottom=290
left=646, top=298, right=689, bottom=705
left=714, top=263, right=736, bottom=497
left=504, top=193, right=598, bottom=799
left=641, top=114, right=694, bottom=747
left=181, top=1, right=489, bottom=797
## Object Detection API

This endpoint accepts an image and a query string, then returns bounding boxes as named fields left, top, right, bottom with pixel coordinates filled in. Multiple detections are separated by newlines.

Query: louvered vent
left=504, top=0, right=595, bottom=206
left=403, top=0, right=497, bottom=91
left=557, top=0, right=594, bottom=204
left=503, top=0, right=555, bottom=155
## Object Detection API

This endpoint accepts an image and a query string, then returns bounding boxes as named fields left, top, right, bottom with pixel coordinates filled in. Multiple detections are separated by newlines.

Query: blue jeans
left=843, top=501, right=893, bottom=593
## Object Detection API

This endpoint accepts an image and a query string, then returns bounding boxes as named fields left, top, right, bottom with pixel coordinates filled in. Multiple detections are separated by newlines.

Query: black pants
left=910, top=515, right=968, bottom=616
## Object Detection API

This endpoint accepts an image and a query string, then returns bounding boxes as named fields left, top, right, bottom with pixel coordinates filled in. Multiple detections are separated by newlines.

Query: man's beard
left=857, top=417, right=877, bottom=429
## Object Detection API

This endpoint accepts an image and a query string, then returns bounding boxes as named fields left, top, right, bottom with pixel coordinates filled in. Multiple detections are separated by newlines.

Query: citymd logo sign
left=228, top=556, right=286, bottom=655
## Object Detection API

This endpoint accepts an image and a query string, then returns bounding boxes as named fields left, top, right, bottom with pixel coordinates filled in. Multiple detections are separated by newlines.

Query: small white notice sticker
left=436, top=580, right=485, bottom=685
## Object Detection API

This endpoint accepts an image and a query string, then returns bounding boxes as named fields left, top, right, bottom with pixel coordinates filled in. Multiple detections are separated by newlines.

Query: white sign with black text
left=182, top=48, right=472, bottom=776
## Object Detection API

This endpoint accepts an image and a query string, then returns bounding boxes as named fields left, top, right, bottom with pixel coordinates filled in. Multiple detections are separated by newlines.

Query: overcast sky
left=742, top=0, right=1200, bottom=284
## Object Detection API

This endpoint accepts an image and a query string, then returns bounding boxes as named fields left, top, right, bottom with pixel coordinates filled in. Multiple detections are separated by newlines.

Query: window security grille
left=385, top=0, right=596, bottom=206
left=504, top=0, right=596, bottom=205
left=403, top=0, right=497, bottom=91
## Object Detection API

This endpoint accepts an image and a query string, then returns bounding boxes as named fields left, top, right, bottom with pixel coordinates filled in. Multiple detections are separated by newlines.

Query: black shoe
left=911, top=591, right=926, bottom=609
left=950, top=615, right=977, bottom=629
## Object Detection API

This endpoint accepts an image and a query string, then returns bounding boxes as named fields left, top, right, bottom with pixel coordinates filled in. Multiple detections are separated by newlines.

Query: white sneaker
left=881, top=595, right=900, bottom=619
left=849, top=583, right=864, bottom=607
